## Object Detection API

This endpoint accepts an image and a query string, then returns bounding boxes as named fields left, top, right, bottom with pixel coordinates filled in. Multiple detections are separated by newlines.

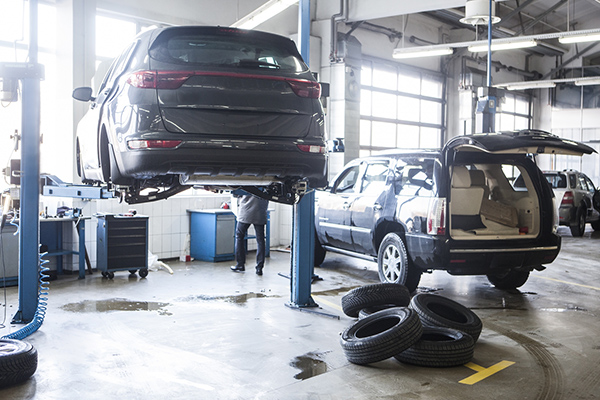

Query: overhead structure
left=231, top=0, right=298, bottom=29
left=459, top=0, right=500, bottom=25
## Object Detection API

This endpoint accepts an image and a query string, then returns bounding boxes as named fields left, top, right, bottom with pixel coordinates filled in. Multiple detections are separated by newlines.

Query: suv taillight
left=286, top=79, right=321, bottom=98
left=427, top=197, right=446, bottom=235
left=560, top=191, right=574, bottom=206
left=127, top=71, right=196, bottom=89
left=297, top=144, right=326, bottom=153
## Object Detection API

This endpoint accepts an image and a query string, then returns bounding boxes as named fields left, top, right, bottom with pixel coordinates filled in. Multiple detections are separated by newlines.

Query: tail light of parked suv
left=427, top=197, right=446, bottom=235
left=297, top=144, right=326, bottom=153
left=560, top=191, right=574, bottom=206
left=127, top=70, right=321, bottom=98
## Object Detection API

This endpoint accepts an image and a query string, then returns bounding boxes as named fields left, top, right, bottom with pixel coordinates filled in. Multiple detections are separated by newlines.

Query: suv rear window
left=149, top=29, right=306, bottom=72
left=544, top=173, right=567, bottom=189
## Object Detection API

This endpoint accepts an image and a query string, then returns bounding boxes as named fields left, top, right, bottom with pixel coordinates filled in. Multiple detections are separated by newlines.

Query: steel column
left=15, top=0, right=41, bottom=323
left=289, top=0, right=317, bottom=308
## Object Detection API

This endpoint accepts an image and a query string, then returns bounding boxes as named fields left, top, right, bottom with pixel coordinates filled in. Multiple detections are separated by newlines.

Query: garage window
left=360, top=61, right=444, bottom=156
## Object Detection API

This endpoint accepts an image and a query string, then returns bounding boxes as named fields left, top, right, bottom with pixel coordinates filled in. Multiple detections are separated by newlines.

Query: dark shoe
left=255, top=268, right=263, bottom=276
left=230, top=265, right=245, bottom=272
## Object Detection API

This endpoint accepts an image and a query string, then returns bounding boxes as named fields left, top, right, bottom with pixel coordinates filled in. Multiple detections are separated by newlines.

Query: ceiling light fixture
left=559, top=32, right=600, bottom=44
left=392, top=46, right=454, bottom=59
left=575, top=78, right=600, bottom=86
left=468, top=39, right=538, bottom=52
left=459, top=0, right=501, bottom=26
left=231, top=0, right=298, bottom=30
left=504, top=81, right=557, bottom=91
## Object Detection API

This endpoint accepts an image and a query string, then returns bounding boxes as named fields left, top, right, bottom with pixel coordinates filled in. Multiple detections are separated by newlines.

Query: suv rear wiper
left=234, top=59, right=281, bottom=69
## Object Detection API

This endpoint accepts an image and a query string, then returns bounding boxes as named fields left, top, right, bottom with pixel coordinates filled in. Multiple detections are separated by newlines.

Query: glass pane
left=397, top=125, right=420, bottom=149
left=96, top=16, right=137, bottom=58
left=398, top=71, right=420, bottom=94
left=1, top=0, right=27, bottom=43
left=371, top=121, right=396, bottom=148
left=515, top=97, right=529, bottom=115
left=372, top=67, right=397, bottom=90
left=420, top=127, right=440, bottom=149
left=361, top=64, right=372, bottom=86
left=515, top=116, right=529, bottom=130
left=360, top=89, right=372, bottom=116
left=360, top=120, right=371, bottom=146
left=421, top=78, right=442, bottom=98
left=372, top=92, right=397, bottom=119
left=397, top=96, right=419, bottom=122
left=500, top=113, right=515, bottom=131
left=39, top=4, right=57, bottom=50
left=503, top=95, right=515, bottom=113
left=420, top=100, right=442, bottom=124
left=360, top=149, right=372, bottom=158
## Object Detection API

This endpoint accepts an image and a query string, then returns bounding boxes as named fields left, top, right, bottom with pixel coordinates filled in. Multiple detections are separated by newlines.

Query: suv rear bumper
left=406, top=233, right=561, bottom=275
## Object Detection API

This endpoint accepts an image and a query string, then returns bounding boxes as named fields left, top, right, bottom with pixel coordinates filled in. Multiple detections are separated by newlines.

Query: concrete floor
left=1, top=225, right=600, bottom=399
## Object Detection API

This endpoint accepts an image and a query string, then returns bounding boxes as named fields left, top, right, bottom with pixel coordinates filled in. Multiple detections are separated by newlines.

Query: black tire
left=340, top=307, right=423, bottom=365
left=341, top=283, right=411, bottom=318
left=129, top=269, right=137, bottom=275
left=592, top=219, right=600, bottom=231
left=410, top=293, right=483, bottom=342
left=394, top=326, right=475, bottom=367
left=487, top=269, right=530, bottom=290
left=107, top=271, right=115, bottom=279
left=0, top=339, right=38, bottom=388
left=377, top=232, right=421, bottom=293
left=314, top=234, right=326, bottom=266
left=139, top=269, right=148, bottom=278
left=569, top=206, right=586, bottom=237
left=358, top=304, right=398, bottom=319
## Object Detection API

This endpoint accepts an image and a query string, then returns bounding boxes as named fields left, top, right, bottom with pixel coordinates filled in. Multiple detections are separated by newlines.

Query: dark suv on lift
left=314, top=130, right=595, bottom=292
left=73, top=26, right=327, bottom=204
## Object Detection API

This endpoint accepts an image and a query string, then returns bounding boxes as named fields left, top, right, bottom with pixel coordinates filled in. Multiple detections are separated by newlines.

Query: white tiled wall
left=43, top=192, right=293, bottom=272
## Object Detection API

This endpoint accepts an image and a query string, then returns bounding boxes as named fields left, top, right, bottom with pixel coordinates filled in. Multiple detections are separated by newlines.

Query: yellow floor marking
left=311, top=295, right=343, bottom=312
left=460, top=361, right=515, bottom=385
left=532, top=275, right=600, bottom=291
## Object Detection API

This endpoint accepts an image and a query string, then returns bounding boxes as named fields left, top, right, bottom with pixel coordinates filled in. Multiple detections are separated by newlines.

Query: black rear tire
left=394, top=326, right=475, bottom=367
left=569, top=206, right=586, bottom=237
left=340, top=307, right=423, bottom=365
left=0, top=339, right=38, bottom=388
left=591, top=219, right=600, bottom=231
left=377, top=232, right=421, bottom=292
left=487, top=269, right=530, bottom=290
left=409, top=293, right=483, bottom=342
left=341, top=283, right=411, bottom=318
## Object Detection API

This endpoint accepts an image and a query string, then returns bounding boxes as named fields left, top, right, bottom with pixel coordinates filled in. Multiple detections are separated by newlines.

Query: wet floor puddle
left=62, top=298, right=171, bottom=315
left=178, top=292, right=278, bottom=305
left=290, top=352, right=329, bottom=380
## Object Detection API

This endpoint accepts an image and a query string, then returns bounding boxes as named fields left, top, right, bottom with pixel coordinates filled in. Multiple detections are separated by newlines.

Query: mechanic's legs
left=254, top=224, right=265, bottom=275
left=231, top=222, right=250, bottom=272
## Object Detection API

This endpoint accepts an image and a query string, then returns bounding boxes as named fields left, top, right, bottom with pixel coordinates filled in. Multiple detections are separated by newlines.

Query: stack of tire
left=340, top=283, right=482, bottom=367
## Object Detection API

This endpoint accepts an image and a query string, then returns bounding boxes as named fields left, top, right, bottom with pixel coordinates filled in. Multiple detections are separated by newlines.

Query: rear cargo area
left=449, top=163, right=540, bottom=240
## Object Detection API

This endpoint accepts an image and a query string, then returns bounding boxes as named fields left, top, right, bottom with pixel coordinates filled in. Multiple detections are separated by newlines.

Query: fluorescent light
left=575, top=78, right=600, bottom=86
left=231, top=0, right=297, bottom=29
left=468, top=40, right=538, bottom=52
left=505, top=81, right=556, bottom=91
left=392, top=46, right=454, bottom=59
left=559, top=33, right=600, bottom=44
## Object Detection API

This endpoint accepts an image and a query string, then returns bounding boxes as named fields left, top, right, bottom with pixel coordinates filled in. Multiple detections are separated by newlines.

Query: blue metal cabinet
left=188, top=209, right=235, bottom=262
left=0, top=224, right=19, bottom=286
left=96, top=214, right=149, bottom=278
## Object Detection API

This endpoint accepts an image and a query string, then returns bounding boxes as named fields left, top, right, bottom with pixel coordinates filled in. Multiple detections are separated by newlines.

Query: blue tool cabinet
left=188, top=209, right=236, bottom=262
left=96, top=214, right=149, bottom=279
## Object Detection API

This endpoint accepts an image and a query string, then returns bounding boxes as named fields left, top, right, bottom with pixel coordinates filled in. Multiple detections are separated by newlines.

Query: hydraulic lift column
left=289, top=0, right=318, bottom=308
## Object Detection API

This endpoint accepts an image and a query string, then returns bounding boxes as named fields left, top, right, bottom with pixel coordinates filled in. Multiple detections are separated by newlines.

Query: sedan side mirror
left=72, top=87, right=95, bottom=102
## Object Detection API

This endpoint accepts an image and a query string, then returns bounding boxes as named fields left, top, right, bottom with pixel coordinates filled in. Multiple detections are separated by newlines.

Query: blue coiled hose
left=2, top=247, right=50, bottom=340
